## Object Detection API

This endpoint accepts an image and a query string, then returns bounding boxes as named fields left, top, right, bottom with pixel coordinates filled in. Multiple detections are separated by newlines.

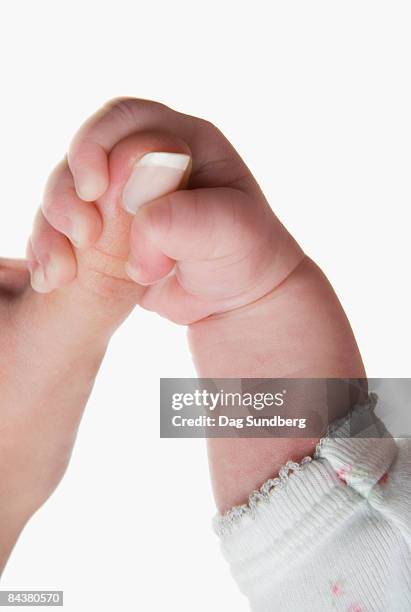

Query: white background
left=1, top=1, right=410, bottom=610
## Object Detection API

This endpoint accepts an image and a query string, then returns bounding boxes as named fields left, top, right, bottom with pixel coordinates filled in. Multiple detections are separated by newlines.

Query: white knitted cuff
left=214, top=393, right=397, bottom=541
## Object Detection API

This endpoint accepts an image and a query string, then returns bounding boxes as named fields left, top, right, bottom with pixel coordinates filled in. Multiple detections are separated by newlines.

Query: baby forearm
left=188, top=257, right=366, bottom=512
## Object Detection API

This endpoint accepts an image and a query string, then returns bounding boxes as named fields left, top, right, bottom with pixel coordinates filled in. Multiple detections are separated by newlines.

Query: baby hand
left=29, top=98, right=304, bottom=327
left=28, top=97, right=364, bottom=385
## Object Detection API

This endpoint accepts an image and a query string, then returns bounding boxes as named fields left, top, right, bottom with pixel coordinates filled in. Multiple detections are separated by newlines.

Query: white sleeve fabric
left=214, top=394, right=411, bottom=612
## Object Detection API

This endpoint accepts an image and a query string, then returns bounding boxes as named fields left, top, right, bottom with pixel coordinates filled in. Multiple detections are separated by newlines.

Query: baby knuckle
left=103, top=97, right=169, bottom=123
left=196, top=116, right=221, bottom=134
